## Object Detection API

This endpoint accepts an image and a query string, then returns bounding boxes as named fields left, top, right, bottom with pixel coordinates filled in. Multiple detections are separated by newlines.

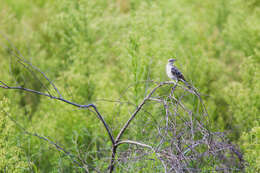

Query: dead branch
left=0, top=35, right=244, bottom=172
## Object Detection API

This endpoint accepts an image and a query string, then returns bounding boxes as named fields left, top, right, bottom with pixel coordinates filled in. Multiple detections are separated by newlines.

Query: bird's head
left=168, top=58, right=176, bottom=64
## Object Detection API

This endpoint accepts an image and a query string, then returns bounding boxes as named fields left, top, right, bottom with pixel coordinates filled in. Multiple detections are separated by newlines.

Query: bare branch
left=0, top=32, right=62, bottom=98
left=0, top=81, right=115, bottom=145
left=115, top=81, right=177, bottom=143
left=116, top=140, right=153, bottom=149
left=1, top=34, right=244, bottom=172
left=0, top=34, right=115, bottom=145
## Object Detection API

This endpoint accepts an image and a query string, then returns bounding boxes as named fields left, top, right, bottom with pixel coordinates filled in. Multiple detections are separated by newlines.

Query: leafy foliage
left=240, top=127, right=260, bottom=172
left=0, top=97, right=29, bottom=172
left=0, top=0, right=259, bottom=171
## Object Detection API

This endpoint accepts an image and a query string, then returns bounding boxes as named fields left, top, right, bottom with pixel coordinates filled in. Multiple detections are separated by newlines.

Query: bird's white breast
left=166, top=63, right=177, bottom=81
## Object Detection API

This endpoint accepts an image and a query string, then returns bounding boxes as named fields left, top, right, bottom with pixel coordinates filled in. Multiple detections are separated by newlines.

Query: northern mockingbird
left=166, top=58, right=191, bottom=89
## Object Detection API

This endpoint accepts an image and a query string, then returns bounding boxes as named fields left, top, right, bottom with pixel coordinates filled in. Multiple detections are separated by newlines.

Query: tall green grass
left=0, top=0, right=259, bottom=171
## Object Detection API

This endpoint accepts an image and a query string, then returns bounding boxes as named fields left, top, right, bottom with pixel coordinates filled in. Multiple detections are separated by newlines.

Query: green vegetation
left=0, top=97, right=29, bottom=172
left=0, top=0, right=259, bottom=172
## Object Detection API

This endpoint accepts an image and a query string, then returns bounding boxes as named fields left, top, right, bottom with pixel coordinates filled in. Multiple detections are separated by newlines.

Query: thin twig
left=116, top=140, right=153, bottom=149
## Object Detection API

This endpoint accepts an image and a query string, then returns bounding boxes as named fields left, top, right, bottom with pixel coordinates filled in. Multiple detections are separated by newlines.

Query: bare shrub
left=0, top=35, right=244, bottom=172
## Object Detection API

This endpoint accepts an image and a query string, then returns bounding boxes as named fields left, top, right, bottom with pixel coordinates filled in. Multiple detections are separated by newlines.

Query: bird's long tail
left=180, top=79, right=192, bottom=89
left=180, top=79, right=200, bottom=96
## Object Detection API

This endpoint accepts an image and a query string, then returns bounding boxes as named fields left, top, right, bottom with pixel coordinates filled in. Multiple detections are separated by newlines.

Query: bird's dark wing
left=171, top=66, right=186, bottom=81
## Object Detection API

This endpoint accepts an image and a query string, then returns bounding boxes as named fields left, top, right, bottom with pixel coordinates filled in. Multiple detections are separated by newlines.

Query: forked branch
left=0, top=80, right=115, bottom=145
left=0, top=35, right=244, bottom=172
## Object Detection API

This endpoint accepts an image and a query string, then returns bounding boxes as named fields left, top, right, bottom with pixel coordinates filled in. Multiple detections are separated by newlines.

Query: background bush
left=0, top=0, right=259, bottom=171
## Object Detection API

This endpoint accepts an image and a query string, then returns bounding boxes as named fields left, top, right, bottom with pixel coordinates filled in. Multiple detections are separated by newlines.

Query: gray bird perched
left=166, top=58, right=191, bottom=89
